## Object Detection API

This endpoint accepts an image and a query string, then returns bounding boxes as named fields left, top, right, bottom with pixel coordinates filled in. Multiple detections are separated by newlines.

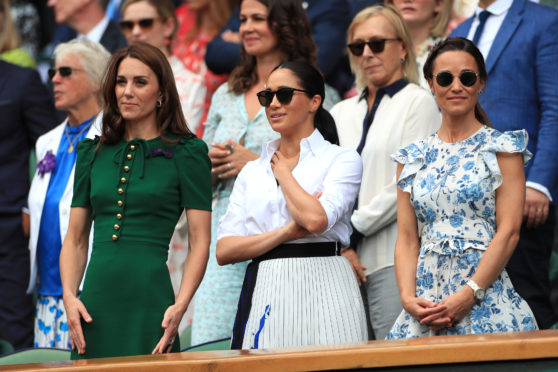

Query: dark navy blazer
left=0, top=61, right=57, bottom=218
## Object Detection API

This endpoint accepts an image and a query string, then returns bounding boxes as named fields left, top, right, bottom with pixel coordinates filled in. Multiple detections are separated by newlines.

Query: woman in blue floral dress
left=387, top=38, right=537, bottom=339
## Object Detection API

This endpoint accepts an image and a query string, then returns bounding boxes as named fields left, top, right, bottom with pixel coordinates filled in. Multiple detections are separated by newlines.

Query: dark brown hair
left=228, top=0, right=318, bottom=94
left=423, top=37, right=491, bottom=126
left=101, top=42, right=195, bottom=145
left=272, top=61, right=339, bottom=145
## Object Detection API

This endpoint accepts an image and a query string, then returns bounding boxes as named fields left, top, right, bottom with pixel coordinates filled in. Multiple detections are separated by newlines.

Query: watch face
left=475, top=289, right=486, bottom=301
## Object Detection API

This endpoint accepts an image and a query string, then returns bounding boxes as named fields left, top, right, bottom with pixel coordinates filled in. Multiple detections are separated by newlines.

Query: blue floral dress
left=387, top=126, right=538, bottom=339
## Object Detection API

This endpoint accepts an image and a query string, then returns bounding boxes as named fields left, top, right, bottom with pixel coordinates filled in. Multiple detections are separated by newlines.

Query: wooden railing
left=2, top=330, right=558, bottom=371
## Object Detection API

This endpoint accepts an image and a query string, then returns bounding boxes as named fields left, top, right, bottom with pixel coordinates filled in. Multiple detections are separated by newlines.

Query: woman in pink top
left=172, top=0, right=236, bottom=136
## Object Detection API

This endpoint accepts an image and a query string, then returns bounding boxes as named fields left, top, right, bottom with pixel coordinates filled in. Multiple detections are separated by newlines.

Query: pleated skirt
left=232, top=256, right=368, bottom=349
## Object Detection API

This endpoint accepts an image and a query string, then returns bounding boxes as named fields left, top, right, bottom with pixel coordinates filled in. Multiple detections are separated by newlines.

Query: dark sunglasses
left=48, top=66, right=85, bottom=80
left=118, top=18, right=156, bottom=32
left=434, top=70, right=479, bottom=87
left=347, top=38, right=401, bottom=56
left=257, top=87, right=310, bottom=107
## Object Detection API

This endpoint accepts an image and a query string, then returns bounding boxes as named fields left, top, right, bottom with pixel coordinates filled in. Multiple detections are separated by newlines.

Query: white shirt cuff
left=526, top=181, right=553, bottom=202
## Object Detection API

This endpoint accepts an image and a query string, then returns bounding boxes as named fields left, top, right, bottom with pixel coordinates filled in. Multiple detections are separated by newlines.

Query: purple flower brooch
left=149, top=148, right=173, bottom=158
left=37, top=151, right=56, bottom=177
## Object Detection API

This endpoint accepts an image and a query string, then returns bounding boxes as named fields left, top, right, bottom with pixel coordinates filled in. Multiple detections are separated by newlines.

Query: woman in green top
left=59, top=43, right=212, bottom=359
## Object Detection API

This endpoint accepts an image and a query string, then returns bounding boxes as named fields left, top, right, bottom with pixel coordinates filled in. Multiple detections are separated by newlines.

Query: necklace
left=65, top=119, right=94, bottom=153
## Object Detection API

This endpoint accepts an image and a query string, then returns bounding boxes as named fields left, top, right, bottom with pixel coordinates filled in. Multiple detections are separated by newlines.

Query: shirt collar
left=358, top=78, right=408, bottom=102
left=475, top=0, right=512, bottom=17
left=261, top=129, right=325, bottom=161
left=80, top=16, right=109, bottom=43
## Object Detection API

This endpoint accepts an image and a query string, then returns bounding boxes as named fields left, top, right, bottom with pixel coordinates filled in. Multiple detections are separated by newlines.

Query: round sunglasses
left=257, top=87, right=310, bottom=107
left=347, top=38, right=401, bottom=56
left=434, top=70, right=479, bottom=87
left=118, top=18, right=157, bottom=33
left=48, top=66, right=85, bottom=80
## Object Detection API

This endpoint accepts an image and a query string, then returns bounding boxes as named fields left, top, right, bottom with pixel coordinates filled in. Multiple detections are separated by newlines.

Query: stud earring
left=156, top=100, right=162, bottom=107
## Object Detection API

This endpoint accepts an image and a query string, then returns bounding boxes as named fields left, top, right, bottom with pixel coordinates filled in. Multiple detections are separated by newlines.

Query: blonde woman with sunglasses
left=387, top=37, right=537, bottom=339
left=330, top=5, right=440, bottom=340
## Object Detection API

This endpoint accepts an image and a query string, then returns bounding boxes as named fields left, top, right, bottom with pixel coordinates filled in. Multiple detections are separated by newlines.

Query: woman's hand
left=401, top=295, right=448, bottom=325
left=64, top=295, right=92, bottom=355
left=422, top=288, right=475, bottom=330
left=524, top=187, right=549, bottom=228
left=152, top=304, right=185, bottom=354
left=209, top=139, right=258, bottom=180
left=341, top=248, right=367, bottom=286
left=270, top=150, right=298, bottom=182
left=21, top=210, right=30, bottom=237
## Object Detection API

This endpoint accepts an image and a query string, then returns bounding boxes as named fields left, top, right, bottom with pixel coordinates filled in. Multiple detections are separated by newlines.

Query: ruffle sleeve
left=71, top=136, right=99, bottom=207
left=480, top=129, right=532, bottom=190
left=391, top=140, right=429, bottom=193
left=174, top=136, right=212, bottom=211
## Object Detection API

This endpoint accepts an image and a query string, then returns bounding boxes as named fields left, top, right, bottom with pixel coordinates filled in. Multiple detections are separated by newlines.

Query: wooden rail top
left=2, top=330, right=558, bottom=372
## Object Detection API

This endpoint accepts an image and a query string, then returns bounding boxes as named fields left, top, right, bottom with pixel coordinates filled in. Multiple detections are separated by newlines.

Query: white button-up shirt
left=217, top=129, right=363, bottom=248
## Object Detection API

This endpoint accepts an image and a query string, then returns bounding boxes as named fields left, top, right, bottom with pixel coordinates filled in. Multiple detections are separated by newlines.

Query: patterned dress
left=387, top=126, right=538, bottom=339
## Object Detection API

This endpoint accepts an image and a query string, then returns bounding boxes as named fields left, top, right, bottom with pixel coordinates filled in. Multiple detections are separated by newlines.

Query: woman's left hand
left=152, top=304, right=184, bottom=354
left=421, top=289, right=476, bottom=330
left=210, top=139, right=258, bottom=179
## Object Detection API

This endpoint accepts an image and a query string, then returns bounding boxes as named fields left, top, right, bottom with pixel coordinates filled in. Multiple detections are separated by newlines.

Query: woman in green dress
left=59, top=43, right=212, bottom=359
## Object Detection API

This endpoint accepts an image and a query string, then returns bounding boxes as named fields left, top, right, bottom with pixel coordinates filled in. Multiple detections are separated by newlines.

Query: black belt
left=253, top=242, right=340, bottom=263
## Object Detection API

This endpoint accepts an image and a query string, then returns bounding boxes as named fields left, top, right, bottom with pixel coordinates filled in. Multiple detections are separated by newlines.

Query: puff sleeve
left=175, top=137, right=212, bottom=211
left=391, top=139, right=429, bottom=193
left=71, top=137, right=98, bottom=207
left=480, top=129, right=532, bottom=190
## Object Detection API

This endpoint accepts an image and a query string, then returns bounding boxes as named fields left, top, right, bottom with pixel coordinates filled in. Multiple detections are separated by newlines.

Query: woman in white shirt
left=330, top=5, right=441, bottom=340
left=217, top=61, right=368, bottom=349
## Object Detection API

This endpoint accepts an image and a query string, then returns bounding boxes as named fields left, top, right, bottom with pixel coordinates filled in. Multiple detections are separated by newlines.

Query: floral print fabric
left=387, top=126, right=537, bottom=338
left=34, top=295, right=71, bottom=349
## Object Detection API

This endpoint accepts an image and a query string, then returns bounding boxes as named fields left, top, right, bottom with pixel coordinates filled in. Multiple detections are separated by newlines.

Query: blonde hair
left=347, top=5, right=418, bottom=91
left=0, top=0, right=22, bottom=53
left=385, top=0, right=453, bottom=37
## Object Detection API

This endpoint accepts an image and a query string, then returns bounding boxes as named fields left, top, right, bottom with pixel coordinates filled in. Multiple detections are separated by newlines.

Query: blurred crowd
left=1, top=0, right=558, bottom=358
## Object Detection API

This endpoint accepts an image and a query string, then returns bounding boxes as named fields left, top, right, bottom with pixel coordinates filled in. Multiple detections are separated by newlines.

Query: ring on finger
left=537, top=208, right=542, bottom=213
left=168, top=338, right=175, bottom=345
left=227, top=162, right=232, bottom=170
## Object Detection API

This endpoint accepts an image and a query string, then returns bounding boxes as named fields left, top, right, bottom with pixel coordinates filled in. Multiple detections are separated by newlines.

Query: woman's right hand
left=401, top=296, right=448, bottom=326
left=341, top=248, right=367, bottom=286
left=64, top=295, right=92, bottom=355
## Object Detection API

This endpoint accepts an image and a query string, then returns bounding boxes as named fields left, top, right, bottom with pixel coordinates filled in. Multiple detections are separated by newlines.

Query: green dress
left=70, top=134, right=211, bottom=359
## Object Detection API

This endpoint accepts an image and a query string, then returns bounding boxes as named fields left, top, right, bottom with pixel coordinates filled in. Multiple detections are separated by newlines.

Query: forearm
left=394, top=236, right=420, bottom=305
left=279, top=172, right=327, bottom=234
left=216, top=226, right=291, bottom=265
left=60, top=207, right=92, bottom=299
left=174, top=242, right=209, bottom=312
left=471, top=228, right=519, bottom=290
left=60, top=234, right=89, bottom=299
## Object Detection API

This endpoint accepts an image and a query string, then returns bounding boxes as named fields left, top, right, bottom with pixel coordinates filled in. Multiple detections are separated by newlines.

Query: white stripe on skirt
left=242, top=256, right=368, bottom=349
